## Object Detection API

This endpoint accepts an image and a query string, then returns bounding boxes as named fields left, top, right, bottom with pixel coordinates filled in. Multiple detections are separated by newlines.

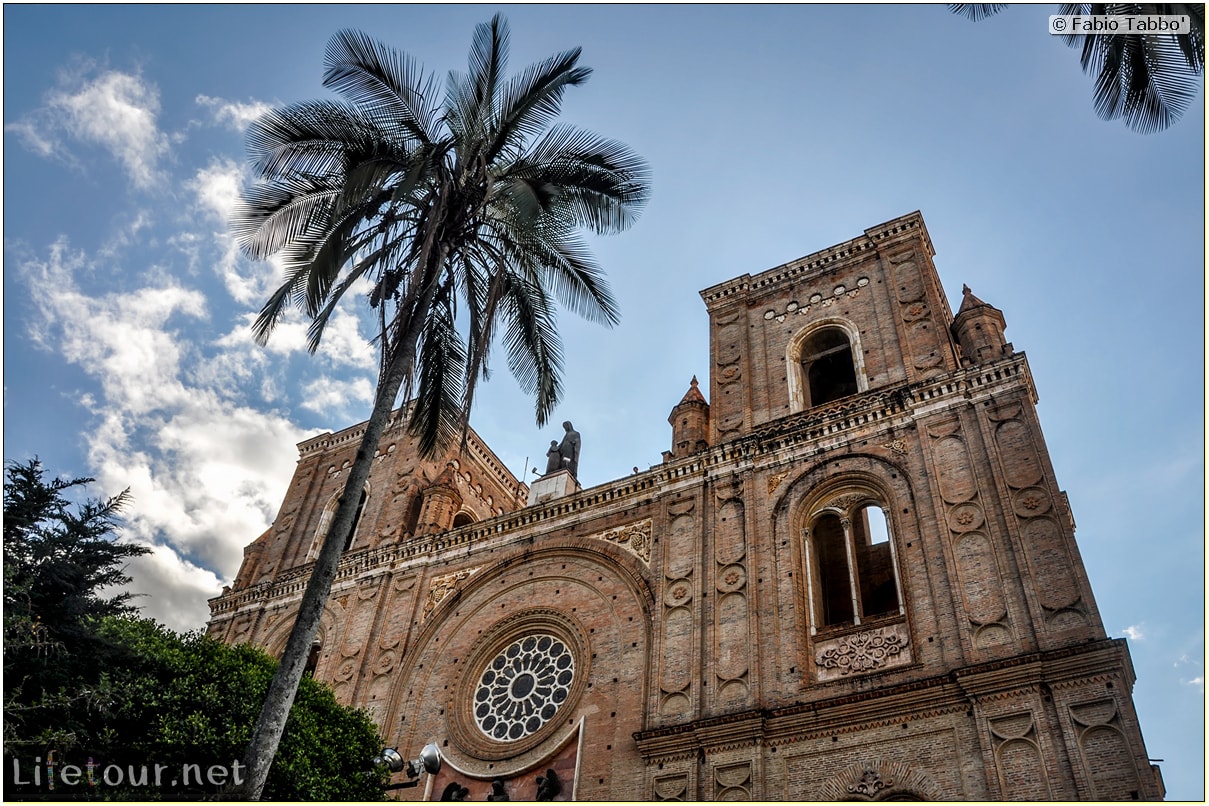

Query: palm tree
left=950, top=3, right=1205, bottom=133
left=228, top=16, right=649, bottom=799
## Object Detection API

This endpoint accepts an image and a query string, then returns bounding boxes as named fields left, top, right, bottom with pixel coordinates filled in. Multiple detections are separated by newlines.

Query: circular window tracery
left=472, top=633, right=574, bottom=741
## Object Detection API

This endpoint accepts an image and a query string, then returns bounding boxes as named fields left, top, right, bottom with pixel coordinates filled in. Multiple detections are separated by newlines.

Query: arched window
left=303, top=641, right=321, bottom=678
left=308, top=484, right=369, bottom=561
left=805, top=497, right=903, bottom=631
left=344, top=488, right=368, bottom=551
left=402, top=494, right=423, bottom=538
left=787, top=320, right=867, bottom=414
left=452, top=511, right=476, bottom=528
left=801, top=327, right=858, bottom=406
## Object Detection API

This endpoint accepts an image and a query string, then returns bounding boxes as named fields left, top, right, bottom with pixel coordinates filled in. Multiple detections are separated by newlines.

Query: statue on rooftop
left=557, top=421, right=580, bottom=478
left=544, top=440, right=562, bottom=474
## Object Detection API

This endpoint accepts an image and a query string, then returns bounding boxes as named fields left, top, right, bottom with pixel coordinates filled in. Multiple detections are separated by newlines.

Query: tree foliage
left=233, top=14, right=650, bottom=455
left=949, top=3, right=1205, bottom=133
left=2, top=460, right=386, bottom=800
left=5, top=617, right=386, bottom=800
left=3, top=457, right=149, bottom=740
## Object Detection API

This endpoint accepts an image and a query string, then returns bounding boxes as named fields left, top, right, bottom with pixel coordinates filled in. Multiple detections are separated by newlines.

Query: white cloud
left=19, top=239, right=311, bottom=629
left=1123, top=624, right=1145, bottom=641
left=1186, top=676, right=1205, bottom=691
left=195, top=94, right=272, bottom=132
left=9, top=67, right=171, bottom=189
left=186, top=157, right=283, bottom=307
left=120, top=546, right=227, bottom=633
left=301, top=375, right=375, bottom=418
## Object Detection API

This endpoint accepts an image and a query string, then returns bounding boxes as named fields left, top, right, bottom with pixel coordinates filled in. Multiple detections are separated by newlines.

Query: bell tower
left=633, top=210, right=1162, bottom=800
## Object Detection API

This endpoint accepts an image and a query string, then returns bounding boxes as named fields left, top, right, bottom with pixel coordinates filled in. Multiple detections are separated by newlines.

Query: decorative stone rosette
left=814, top=624, right=911, bottom=681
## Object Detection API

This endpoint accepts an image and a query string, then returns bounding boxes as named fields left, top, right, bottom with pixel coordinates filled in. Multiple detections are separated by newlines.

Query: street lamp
left=373, top=743, right=442, bottom=790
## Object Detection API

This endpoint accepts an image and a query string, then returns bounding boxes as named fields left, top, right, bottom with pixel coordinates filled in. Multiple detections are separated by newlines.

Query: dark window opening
left=303, top=642, right=321, bottom=678
left=403, top=494, right=423, bottom=537
left=801, top=328, right=858, bottom=406
left=815, top=513, right=854, bottom=626
left=853, top=505, right=899, bottom=619
left=452, top=511, right=475, bottom=528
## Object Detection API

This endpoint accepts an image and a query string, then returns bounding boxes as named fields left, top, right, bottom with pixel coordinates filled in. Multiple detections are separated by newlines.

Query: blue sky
left=3, top=4, right=1203, bottom=797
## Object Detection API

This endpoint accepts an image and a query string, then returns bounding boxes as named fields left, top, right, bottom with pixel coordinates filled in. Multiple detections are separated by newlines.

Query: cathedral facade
left=207, top=212, right=1161, bottom=801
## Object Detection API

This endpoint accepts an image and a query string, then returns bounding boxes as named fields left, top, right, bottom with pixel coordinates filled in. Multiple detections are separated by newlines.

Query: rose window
left=473, top=634, right=574, bottom=741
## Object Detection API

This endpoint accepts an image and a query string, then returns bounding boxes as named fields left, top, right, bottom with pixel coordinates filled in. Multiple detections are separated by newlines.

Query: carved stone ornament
left=767, top=470, right=791, bottom=495
left=828, top=493, right=864, bottom=513
left=588, top=518, right=652, bottom=565
left=815, top=625, right=910, bottom=676
left=423, top=568, right=476, bottom=620
left=881, top=439, right=908, bottom=455
left=847, top=768, right=893, bottom=797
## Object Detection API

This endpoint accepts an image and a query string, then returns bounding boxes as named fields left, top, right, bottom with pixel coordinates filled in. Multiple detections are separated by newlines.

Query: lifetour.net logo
left=9, top=751, right=246, bottom=794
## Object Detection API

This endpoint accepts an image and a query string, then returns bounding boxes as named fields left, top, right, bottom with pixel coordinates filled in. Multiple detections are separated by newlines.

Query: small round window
left=472, top=634, right=574, bottom=741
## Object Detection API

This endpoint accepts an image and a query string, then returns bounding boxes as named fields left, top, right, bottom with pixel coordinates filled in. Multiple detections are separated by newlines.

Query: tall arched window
left=303, top=640, right=321, bottom=678
left=804, top=495, right=903, bottom=631
left=787, top=320, right=867, bottom=414
left=308, top=485, right=370, bottom=561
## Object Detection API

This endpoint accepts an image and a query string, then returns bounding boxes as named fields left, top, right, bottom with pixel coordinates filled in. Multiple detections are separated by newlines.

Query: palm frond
left=507, top=125, right=651, bottom=233
left=408, top=284, right=468, bottom=456
left=1059, top=3, right=1204, bottom=132
left=947, top=4, right=1009, bottom=21
left=498, top=273, right=564, bottom=426
left=236, top=16, right=648, bottom=457
left=486, top=49, right=590, bottom=164
left=447, top=14, right=507, bottom=144
left=323, top=29, right=440, bottom=143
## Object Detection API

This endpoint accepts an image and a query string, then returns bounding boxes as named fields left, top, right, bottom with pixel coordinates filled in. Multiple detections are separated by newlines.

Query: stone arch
left=258, top=603, right=341, bottom=683
left=815, top=759, right=942, bottom=801
left=786, top=464, right=911, bottom=632
left=307, top=481, right=371, bottom=560
left=768, top=454, right=920, bottom=671
left=786, top=316, right=868, bottom=413
left=382, top=538, right=654, bottom=779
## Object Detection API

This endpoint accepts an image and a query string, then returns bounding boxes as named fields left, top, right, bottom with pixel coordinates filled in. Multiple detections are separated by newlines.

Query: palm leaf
left=947, top=4, right=1009, bottom=21
left=323, top=29, right=440, bottom=143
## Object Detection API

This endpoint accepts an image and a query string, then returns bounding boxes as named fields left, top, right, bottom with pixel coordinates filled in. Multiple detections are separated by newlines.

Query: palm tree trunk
left=232, top=304, right=435, bottom=799
left=232, top=360, right=406, bottom=800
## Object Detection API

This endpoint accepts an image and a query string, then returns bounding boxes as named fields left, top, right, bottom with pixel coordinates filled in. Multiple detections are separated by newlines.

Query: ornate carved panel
left=660, top=504, right=697, bottom=718
left=587, top=518, right=651, bottom=565
left=814, top=623, right=912, bottom=681
left=423, top=568, right=477, bottom=622
left=712, top=484, right=750, bottom=706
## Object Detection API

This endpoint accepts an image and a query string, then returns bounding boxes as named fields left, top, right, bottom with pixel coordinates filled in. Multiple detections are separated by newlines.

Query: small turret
left=951, top=284, right=1012, bottom=366
left=417, top=462, right=462, bottom=535
left=664, top=376, right=710, bottom=461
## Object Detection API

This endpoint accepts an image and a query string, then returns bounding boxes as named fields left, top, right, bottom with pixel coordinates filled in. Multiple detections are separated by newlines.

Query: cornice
left=699, top=212, right=931, bottom=310
left=210, top=355, right=1037, bottom=616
